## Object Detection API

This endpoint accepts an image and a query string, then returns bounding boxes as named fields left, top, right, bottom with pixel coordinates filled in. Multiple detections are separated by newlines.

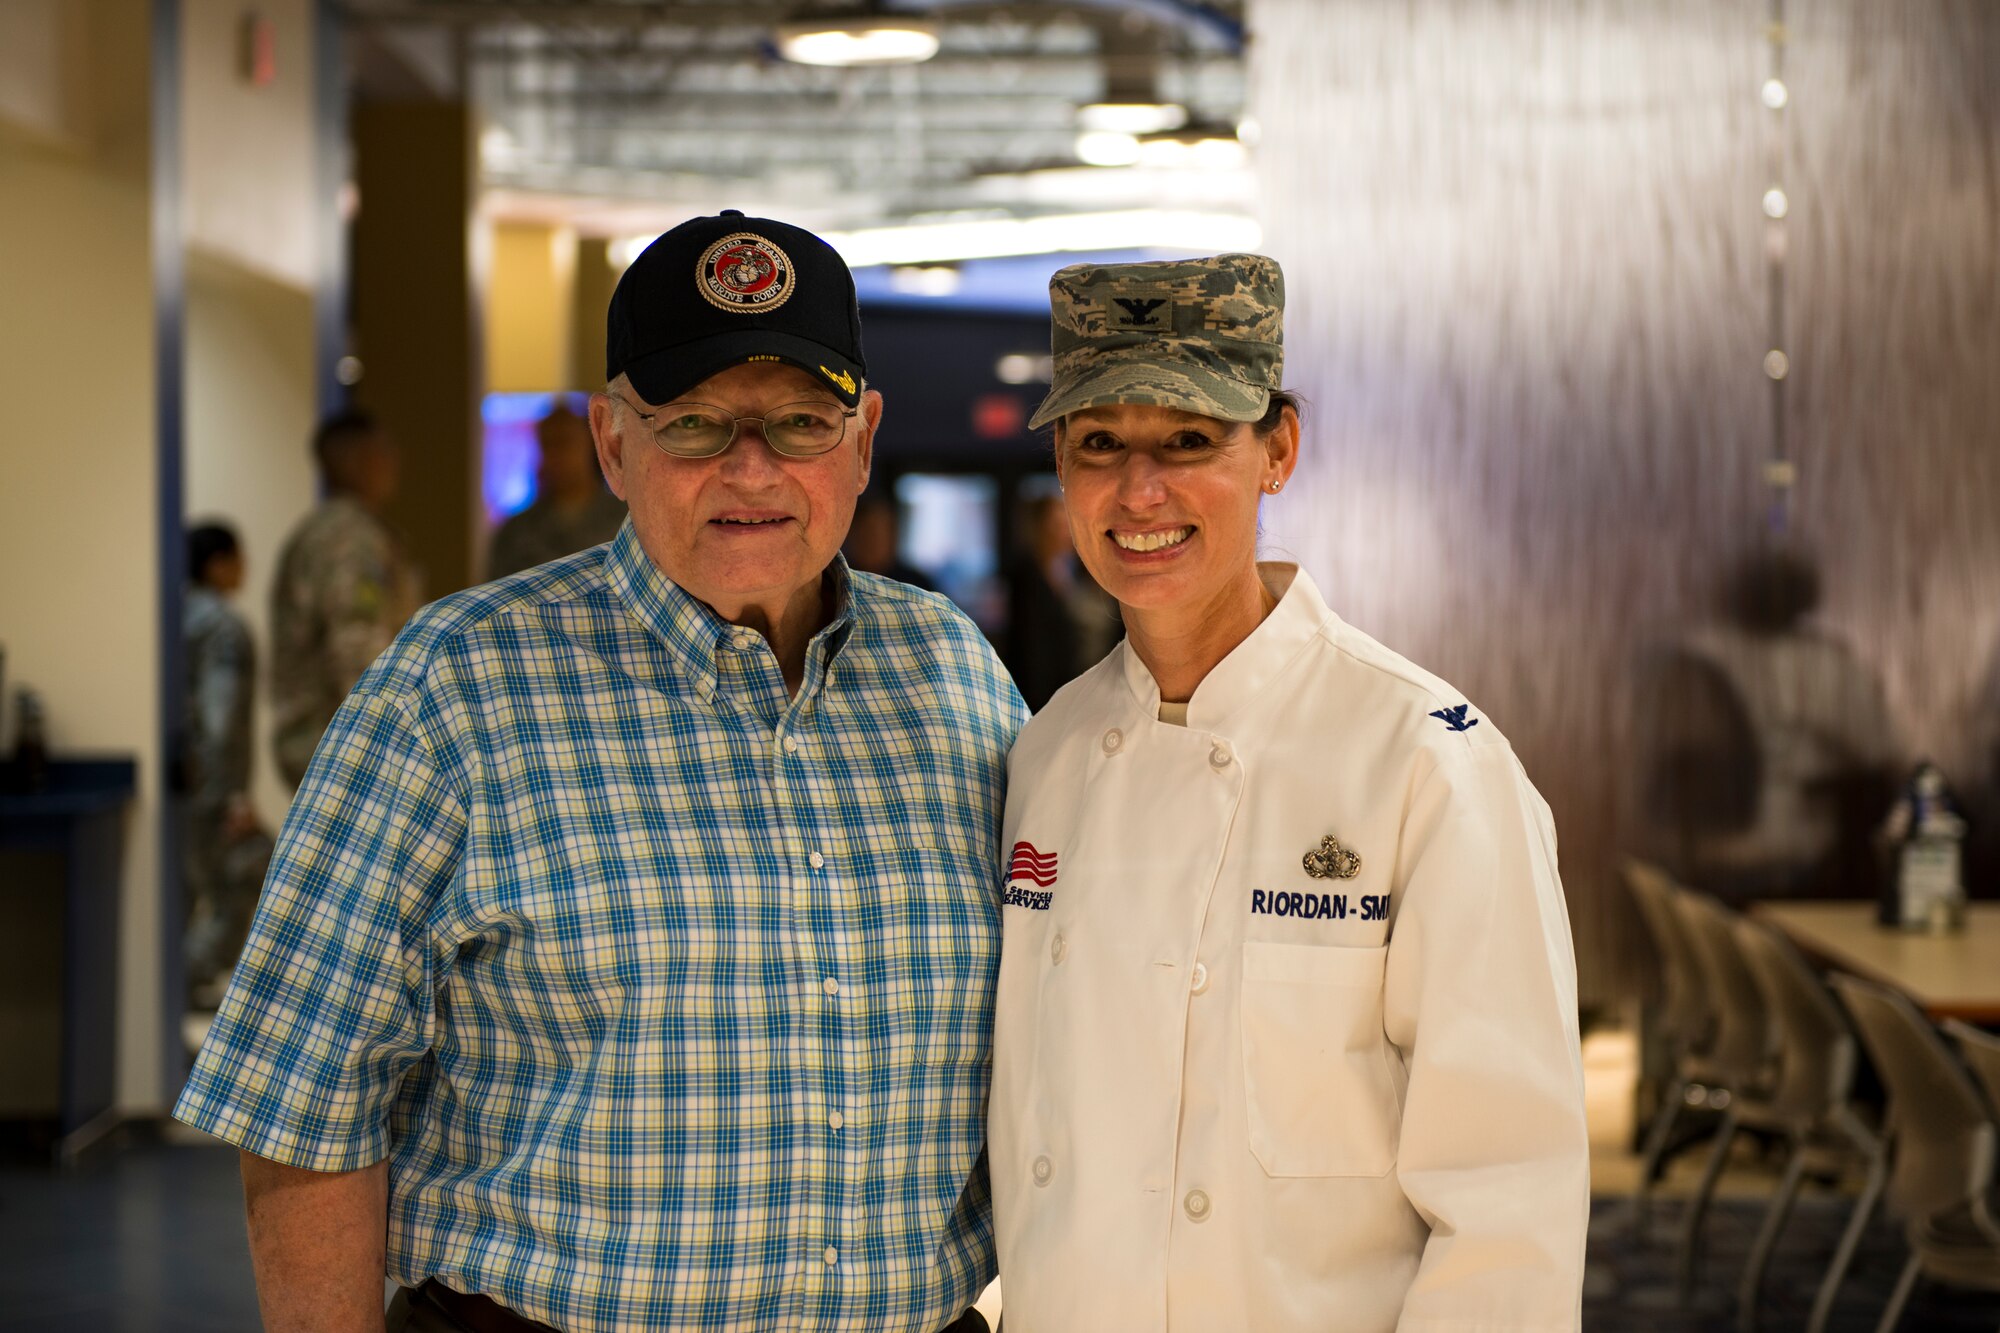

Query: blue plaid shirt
left=176, top=523, right=1026, bottom=1333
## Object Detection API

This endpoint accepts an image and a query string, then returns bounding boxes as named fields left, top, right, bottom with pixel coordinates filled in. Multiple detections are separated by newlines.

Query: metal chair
left=1729, top=917, right=1885, bottom=1333
left=1829, top=976, right=1998, bottom=1333
left=1946, top=1020, right=2000, bottom=1116
left=1625, top=861, right=1721, bottom=1236
left=1667, top=891, right=1775, bottom=1301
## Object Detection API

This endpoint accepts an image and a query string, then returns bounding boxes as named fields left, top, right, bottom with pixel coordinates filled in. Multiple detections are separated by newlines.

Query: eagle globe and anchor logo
left=696, top=232, right=795, bottom=313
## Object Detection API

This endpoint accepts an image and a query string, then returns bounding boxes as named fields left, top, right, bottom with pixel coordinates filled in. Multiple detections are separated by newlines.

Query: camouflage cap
left=1027, top=252, right=1285, bottom=431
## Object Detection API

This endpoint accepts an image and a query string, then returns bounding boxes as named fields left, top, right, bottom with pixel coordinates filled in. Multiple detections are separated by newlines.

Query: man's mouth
left=711, top=516, right=789, bottom=526
left=1111, top=526, right=1194, bottom=553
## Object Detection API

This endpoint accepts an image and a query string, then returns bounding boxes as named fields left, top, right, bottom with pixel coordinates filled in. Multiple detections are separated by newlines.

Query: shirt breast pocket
left=1240, top=941, right=1401, bottom=1178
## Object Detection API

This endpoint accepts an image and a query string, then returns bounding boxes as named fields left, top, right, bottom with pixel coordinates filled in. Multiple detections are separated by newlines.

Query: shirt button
left=823, top=1246, right=838, bottom=1266
left=1184, top=1188, right=1212, bottom=1222
left=1032, top=1155, right=1054, bottom=1186
left=828, top=1110, right=845, bottom=1131
left=1051, top=933, right=1068, bottom=964
left=809, top=851, right=825, bottom=870
left=1101, top=728, right=1123, bottom=755
left=1209, top=742, right=1232, bottom=769
left=823, top=977, right=840, bottom=996
left=1190, top=961, right=1210, bottom=995
left=784, top=734, right=801, bottom=754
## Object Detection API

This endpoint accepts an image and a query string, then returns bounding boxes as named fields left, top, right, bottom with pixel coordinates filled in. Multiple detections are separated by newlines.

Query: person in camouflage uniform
left=182, top=522, right=274, bottom=996
left=486, top=401, right=627, bottom=579
left=270, top=410, right=421, bottom=787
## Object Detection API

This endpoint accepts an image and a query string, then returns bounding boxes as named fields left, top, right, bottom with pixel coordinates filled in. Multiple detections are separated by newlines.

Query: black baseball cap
left=605, top=211, right=866, bottom=408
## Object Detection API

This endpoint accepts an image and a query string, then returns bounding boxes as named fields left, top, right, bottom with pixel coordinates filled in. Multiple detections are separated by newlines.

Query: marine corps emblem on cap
left=697, top=232, right=794, bottom=313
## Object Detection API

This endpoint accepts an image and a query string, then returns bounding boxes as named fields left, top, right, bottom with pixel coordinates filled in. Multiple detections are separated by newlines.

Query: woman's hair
left=1256, top=389, right=1306, bottom=436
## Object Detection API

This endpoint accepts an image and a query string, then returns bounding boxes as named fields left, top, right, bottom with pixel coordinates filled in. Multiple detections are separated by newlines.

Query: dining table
left=1753, top=899, right=2000, bottom=1024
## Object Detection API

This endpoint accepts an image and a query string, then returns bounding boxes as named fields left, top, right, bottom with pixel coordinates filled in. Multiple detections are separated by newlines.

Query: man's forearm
left=240, top=1151, right=390, bottom=1333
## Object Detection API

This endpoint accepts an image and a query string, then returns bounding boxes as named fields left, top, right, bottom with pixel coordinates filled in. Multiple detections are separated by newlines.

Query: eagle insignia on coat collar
left=1302, top=834, right=1362, bottom=880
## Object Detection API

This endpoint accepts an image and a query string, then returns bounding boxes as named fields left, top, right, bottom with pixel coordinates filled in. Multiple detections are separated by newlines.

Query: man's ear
left=589, top=392, right=628, bottom=500
left=852, top=388, right=882, bottom=493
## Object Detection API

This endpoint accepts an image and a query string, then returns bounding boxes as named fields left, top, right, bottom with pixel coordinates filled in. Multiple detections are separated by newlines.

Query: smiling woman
left=988, top=253, right=1590, bottom=1333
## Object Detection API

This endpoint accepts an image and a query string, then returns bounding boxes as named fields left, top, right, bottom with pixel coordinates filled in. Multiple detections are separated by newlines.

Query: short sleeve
left=174, top=689, right=465, bottom=1171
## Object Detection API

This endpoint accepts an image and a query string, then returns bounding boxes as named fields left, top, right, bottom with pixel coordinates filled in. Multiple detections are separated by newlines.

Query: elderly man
left=176, top=213, right=1025, bottom=1333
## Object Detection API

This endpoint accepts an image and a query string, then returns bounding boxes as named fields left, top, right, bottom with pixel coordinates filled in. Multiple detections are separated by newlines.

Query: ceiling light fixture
left=774, top=4, right=940, bottom=67
left=1078, top=100, right=1187, bottom=136
left=820, top=210, right=1263, bottom=266
left=1075, top=130, right=1143, bottom=167
left=1135, top=120, right=1247, bottom=170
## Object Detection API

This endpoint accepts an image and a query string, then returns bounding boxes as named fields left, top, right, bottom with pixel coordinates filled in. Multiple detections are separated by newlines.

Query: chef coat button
left=1050, top=933, right=1068, bottom=964
left=1208, top=742, right=1232, bottom=769
left=1032, top=1155, right=1054, bottom=1186
left=1184, top=1188, right=1212, bottom=1222
left=1190, top=961, right=1210, bottom=995
left=823, top=976, right=840, bottom=996
left=809, top=851, right=825, bottom=870
left=1101, top=727, right=1123, bottom=755
left=783, top=734, right=800, bottom=754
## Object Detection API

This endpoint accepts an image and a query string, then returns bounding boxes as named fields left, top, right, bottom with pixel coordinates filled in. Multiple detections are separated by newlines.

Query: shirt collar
left=1119, top=561, right=1332, bottom=733
left=604, top=518, right=855, bottom=687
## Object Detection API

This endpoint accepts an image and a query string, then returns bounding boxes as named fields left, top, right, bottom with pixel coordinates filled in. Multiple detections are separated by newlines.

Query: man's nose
left=716, top=419, right=786, bottom=478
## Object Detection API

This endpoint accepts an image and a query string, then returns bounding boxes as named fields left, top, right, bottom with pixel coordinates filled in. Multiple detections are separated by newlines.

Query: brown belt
left=415, top=1279, right=987, bottom=1333
left=417, top=1281, right=563, bottom=1333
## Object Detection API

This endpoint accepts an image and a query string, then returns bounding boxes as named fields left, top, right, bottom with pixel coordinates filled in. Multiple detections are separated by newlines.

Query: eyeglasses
left=606, top=392, right=858, bottom=459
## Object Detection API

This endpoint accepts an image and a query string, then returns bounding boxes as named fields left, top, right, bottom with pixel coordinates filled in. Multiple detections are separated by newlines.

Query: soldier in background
left=270, top=410, right=420, bottom=787
left=181, top=522, right=272, bottom=1000
left=844, top=491, right=935, bottom=590
left=486, top=401, right=627, bottom=579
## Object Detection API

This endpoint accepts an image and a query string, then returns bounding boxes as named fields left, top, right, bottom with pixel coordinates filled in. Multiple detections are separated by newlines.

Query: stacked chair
left=1625, top=862, right=1891, bottom=1332
left=1728, top=918, right=1883, bottom=1333
left=1624, top=861, right=1722, bottom=1237
left=1830, top=976, right=2000, bottom=1332
left=1667, top=889, right=1776, bottom=1301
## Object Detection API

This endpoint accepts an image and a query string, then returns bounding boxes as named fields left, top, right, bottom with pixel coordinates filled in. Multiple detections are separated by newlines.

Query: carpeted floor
left=1585, top=1192, right=2000, bottom=1331
left=4, top=1139, right=1999, bottom=1330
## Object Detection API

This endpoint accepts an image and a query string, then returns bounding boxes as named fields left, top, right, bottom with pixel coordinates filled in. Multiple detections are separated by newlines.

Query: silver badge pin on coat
left=1302, top=834, right=1362, bottom=880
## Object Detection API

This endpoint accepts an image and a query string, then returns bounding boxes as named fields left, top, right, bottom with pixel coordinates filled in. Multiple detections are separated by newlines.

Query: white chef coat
left=990, top=564, right=1588, bottom=1333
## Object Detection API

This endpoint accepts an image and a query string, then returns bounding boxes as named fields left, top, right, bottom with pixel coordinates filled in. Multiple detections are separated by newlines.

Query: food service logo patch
left=697, top=233, right=794, bottom=313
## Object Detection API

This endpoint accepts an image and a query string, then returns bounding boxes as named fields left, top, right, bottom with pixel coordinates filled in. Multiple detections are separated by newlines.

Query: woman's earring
left=1268, top=480, right=1283, bottom=493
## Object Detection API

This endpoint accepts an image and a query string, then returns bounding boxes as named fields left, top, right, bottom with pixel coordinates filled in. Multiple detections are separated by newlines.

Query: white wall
left=0, top=0, right=162, bottom=1112
left=182, top=0, right=318, bottom=290
left=184, top=253, right=318, bottom=830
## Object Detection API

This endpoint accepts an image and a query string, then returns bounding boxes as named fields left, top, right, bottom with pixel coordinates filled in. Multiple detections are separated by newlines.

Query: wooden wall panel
left=1248, top=0, right=2000, bottom=1006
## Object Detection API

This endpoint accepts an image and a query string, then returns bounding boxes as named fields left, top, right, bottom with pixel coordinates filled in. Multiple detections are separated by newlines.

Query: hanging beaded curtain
left=1248, top=0, right=2000, bottom=1006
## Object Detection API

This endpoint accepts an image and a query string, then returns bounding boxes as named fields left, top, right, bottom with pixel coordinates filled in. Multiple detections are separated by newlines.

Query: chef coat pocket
left=1240, top=941, right=1400, bottom=1178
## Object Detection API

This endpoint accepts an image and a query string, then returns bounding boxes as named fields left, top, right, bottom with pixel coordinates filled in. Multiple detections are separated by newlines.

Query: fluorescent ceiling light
left=1075, top=131, right=1142, bottom=167
left=1136, top=135, right=1246, bottom=171
left=775, top=14, right=940, bottom=67
left=1078, top=101, right=1188, bottom=135
left=821, top=210, right=1263, bottom=266
left=887, top=265, right=963, bottom=297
